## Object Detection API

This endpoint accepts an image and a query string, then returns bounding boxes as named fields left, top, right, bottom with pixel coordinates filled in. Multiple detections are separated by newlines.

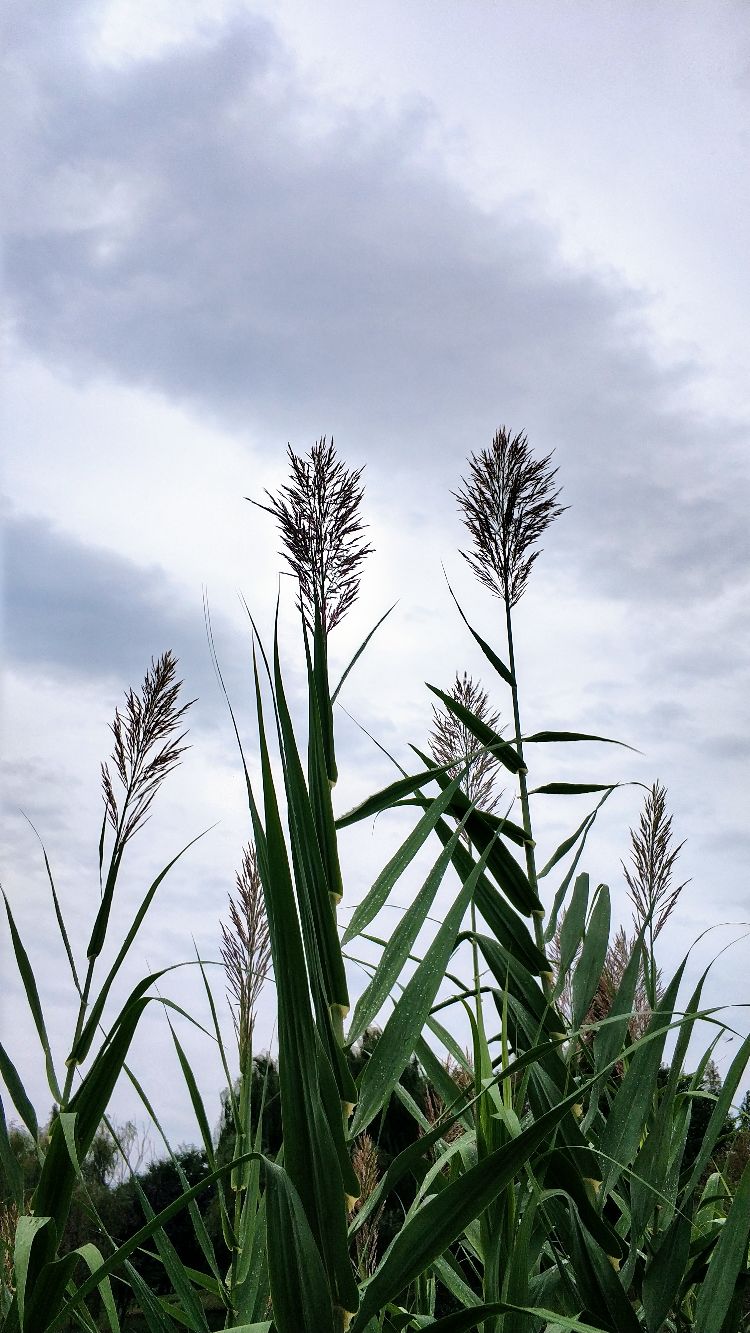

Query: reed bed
left=1, top=433, right=748, bottom=1333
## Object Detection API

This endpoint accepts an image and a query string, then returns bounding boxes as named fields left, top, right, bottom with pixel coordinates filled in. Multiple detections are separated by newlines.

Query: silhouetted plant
left=455, top=426, right=566, bottom=607
left=249, top=437, right=373, bottom=634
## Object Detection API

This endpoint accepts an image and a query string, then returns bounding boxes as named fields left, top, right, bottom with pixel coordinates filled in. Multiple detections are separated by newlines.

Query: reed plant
left=1, top=435, right=749, bottom=1333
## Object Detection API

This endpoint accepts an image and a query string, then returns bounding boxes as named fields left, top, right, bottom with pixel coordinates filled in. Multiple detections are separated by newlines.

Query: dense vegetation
left=2, top=431, right=749, bottom=1331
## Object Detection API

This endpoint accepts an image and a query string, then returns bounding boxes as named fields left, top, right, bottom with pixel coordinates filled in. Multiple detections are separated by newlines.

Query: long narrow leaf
left=425, top=683, right=525, bottom=774
left=354, top=1082, right=597, bottom=1327
left=336, top=762, right=461, bottom=831
left=331, top=603, right=397, bottom=703
left=695, top=1158, right=750, bottom=1332
left=443, top=576, right=514, bottom=686
left=351, top=843, right=488, bottom=1136
left=3, top=891, right=62, bottom=1103
left=68, top=830, right=210, bottom=1066
left=0, top=1043, right=39, bottom=1140
left=342, top=777, right=464, bottom=945
left=348, top=823, right=465, bottom=1043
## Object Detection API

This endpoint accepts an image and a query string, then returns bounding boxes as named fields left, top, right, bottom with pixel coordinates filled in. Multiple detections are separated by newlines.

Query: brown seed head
left=221, top=843, right=272, bottom=1062
left=249, top=437, right=373, bottom=634
left=428, top=671, right=504, bottom=814
left=455, top=426, right=566, bottom=606
left=100, top=652, right=193, bottom=848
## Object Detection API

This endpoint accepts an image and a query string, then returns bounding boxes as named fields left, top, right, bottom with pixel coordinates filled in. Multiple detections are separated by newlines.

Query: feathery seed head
left=623, top=781, right=688, bottom=941
left=455, top=426, right=566, bottom=606
left=221, top=843, right=272, bottom=1063
left=100, top=652, right=193, bottom=848
left=249, top=437, right=373, bottom=634
left=428, top=671, right=504, bottom=814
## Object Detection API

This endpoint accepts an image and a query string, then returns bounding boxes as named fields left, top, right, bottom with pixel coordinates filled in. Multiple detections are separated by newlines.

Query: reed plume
left=455, top=426, right=566, bottom=607
left=221, top=843, right=272, bottom=1063
left=428, top=671, right=504, bottom=814
left=249, top=437, right=373, bottom=634
left=623, top=781, right=688, bottom=942
left=100, top=651, right=193, bottom=849
left=350, top=1134, right=382, bottom=1279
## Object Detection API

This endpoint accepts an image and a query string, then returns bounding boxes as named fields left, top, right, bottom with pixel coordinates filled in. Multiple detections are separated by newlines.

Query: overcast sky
left=2, top=0, right=749, bottom=1150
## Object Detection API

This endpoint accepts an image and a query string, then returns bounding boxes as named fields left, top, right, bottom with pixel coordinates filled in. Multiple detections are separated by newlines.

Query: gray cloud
left=4, top=3, right=748, bottom=609
left=1, top=511, right=258, bottom=731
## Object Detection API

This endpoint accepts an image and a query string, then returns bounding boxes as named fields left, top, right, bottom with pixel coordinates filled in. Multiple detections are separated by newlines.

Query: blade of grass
left=341, top=777, right=464, bottom=945
left=331, top=602, right=397, bottom=703
left=3, top=891, right=63, bottom=1103
left=350, top=843, right=488, bottom=1136
left=348, top=821, right=466, bottom=1043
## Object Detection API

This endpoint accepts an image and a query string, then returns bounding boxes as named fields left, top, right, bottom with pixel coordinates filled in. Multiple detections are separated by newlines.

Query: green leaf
left=133, top=1178, right=210, bottom=1332
left=642, top=1214, right=691, bottom=1332
left=537, top=789, right=614, bottom=881
left=273, top=623, right=350, bottom=1015
left=410, top=747, right=541, bottom=917
left=555, top=872, right=589, bottom=989
left=425, top=683, right=525, bottom=774
left=14, top=1214, right=53, bottom=1331
left=341, top=777, right=464, bottom=944
left=336, top=763, right=461, bottom=831
left=3, top=891, right=62, bottom=1103
left=70, top=1243, right=122, bottom=1333
left=331, top=603, right=397, bottom=703
left=530, top=783, right=618, bottom=796
left=350, top=843, right=487, bottom=1136
left=0, top=1042, right=39, bottom=1139
left=523, top=730, right=634, bottom=749
left=695, top=1158, right=750, bottom=1332
left=124, top=1261, right=178, bottom=1332
left=599, top=958, right=687, bottom=1194
left=443, top=577, right=514, bottom=686
left=68, top=830, right=209, bottom=1066
left=566, top=1206, right=641, bottom=1333
left=33, top=996, right=152, bottom=1233
left=167, top=1024, right=216, bottom=1171
left=431, top=819, right=548, bottom=975
left=85, top=844, right=124, bottom=962
left=354, top=1083, right=594, bottom=1327
left=572, top=883, right=611, bottom=1032
left=264, top=1158, right=338, bottom=1333
left=348, top=823, right=465, bottom=1043
left=23, top=819, right=82, bottom=993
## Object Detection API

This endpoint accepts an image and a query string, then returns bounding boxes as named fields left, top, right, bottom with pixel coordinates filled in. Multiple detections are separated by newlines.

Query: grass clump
left=1, top=432, right=748, bottom=1333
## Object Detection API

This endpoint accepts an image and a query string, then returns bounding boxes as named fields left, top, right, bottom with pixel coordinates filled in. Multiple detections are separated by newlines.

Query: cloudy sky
left=2, top=0, right=749, bottom=1149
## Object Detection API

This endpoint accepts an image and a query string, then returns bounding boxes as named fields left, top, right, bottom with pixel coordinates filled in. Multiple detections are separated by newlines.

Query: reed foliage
left=1, top=435, right=748, bottom=1333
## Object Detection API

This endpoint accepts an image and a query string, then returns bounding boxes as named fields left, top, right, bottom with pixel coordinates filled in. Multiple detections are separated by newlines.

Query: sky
left=2, top=0, right=749, bottom=1152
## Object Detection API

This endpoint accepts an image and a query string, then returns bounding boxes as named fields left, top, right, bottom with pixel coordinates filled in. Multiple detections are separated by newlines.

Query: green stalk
left=504, top=598, right=552, bottom=1001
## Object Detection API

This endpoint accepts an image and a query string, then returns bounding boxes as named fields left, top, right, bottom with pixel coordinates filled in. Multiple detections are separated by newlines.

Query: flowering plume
left=101, top=652, right=193, bottom=849
left=623, top=781, right=688, bottom=941
left=428, top=671, right=504, bottom=814
left=221, top=843, right=272, bottom=1062
left=249, top=437, right=373, bottom=634
left=455, top=426, right=566, bottom=606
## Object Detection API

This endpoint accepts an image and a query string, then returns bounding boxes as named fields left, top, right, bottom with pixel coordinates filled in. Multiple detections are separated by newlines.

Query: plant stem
left=504, top=598, right=552, bottom=1000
